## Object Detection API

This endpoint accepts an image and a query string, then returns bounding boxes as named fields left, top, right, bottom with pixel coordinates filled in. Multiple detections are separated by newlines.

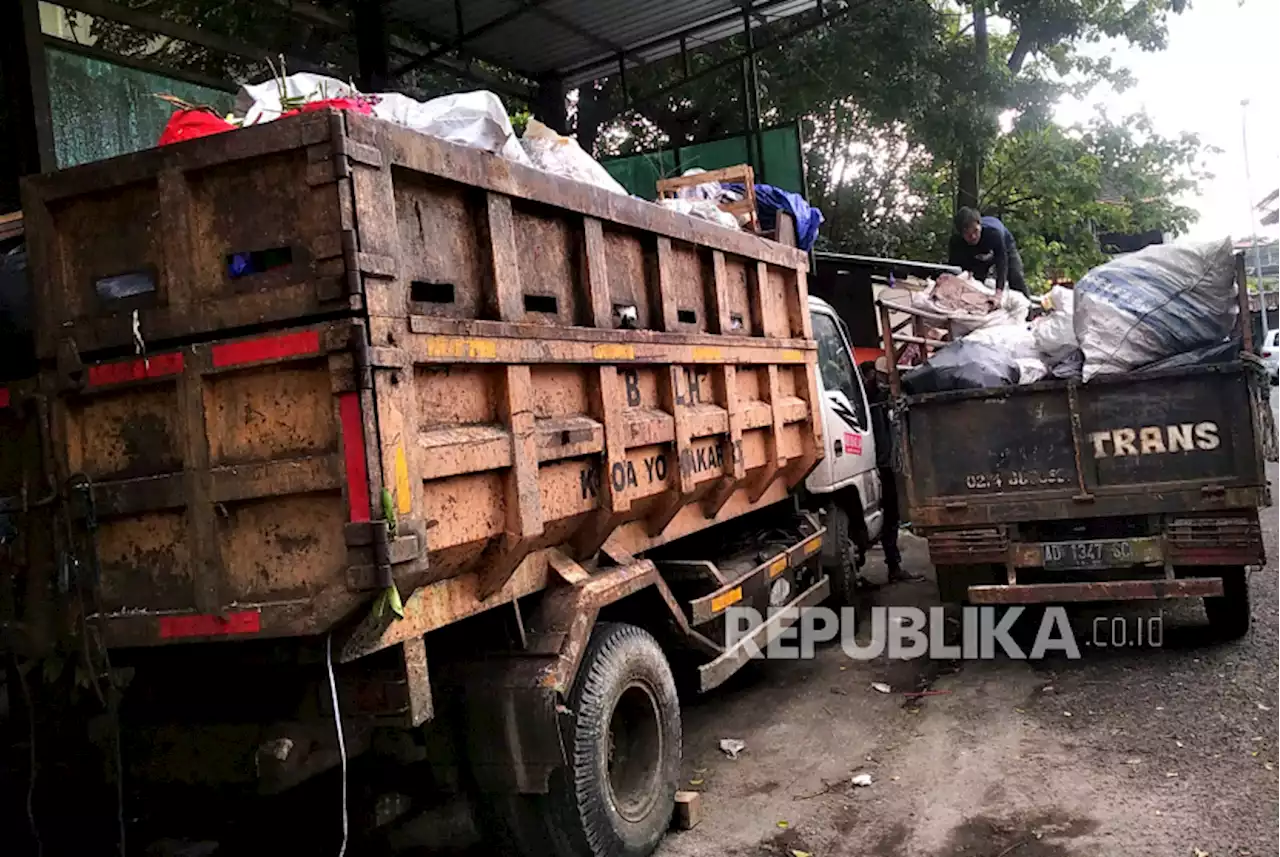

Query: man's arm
left=991, top=232, right=1008, bottom=293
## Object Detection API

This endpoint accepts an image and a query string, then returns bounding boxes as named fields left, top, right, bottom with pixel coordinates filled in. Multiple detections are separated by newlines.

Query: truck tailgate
left=903, top=363, right=1269, bottom=526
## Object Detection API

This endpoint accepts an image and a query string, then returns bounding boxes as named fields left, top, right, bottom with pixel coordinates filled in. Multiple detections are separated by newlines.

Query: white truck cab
left=802, top=295, right=885, bottom=601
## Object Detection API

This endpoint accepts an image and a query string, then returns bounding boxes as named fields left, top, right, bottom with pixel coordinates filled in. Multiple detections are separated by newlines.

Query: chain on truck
left=0, top=109, right=895, bottom=856
left=876, top=263, right=1275, bottom=639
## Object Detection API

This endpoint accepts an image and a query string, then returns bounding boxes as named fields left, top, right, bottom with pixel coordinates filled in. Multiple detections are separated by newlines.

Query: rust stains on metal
left=968, top=577, right=1225, bottom=604
left=25, top=110, right=822, bottom=654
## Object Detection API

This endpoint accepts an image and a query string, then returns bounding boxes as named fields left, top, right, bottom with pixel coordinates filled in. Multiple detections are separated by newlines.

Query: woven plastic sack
left=521, top=119, right=627, bottom=195
left=1075, top=238, right=1238, bottom=381
left=1031, top=285, right=1077, bottom=364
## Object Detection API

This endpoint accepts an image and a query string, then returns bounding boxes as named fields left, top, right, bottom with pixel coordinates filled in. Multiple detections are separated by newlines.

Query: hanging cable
left=325, top=633, right=348, bottom=857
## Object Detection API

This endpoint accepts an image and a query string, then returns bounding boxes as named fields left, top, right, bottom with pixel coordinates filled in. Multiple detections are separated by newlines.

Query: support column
left=0, top=0, right=55, bottom=208
left=352, top=0, right=390, bottom=92
left=533, top=76, right=567, bottom=133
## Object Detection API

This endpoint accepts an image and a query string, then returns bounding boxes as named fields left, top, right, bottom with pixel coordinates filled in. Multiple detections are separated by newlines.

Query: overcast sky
left=1053, top=0, right=1279, bottom=241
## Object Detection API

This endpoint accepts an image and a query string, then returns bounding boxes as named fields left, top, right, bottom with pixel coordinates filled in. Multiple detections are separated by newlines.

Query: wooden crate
left=656, top=165, right=760, bottom=232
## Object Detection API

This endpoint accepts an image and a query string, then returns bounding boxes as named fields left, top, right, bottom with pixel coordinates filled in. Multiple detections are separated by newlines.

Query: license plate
left=1041, top=539, right=1142, bottom=571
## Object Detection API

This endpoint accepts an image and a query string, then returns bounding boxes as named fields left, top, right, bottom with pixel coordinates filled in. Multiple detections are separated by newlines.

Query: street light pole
left=1241, top=99, right=1269, bottom=341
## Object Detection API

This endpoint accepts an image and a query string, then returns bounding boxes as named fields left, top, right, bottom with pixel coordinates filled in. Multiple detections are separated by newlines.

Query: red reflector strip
left=0, top=388, right=9, bottom=408
left=211, top=329, right=321, bottom=368
left=86, top=352, right=185, bottom=387
left=339, top=392, right=371, bottom=522
left=159, top=610, right=261, bottom=639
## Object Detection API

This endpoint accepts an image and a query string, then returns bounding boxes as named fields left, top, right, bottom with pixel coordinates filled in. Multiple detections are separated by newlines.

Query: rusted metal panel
left=1165, top=512, right=1266, bottom=565
left=902, top=364, right=1270, bottom=528
left=968, top=577, right=1224, bottom=604
left=27, top=112, right=821, bottom=652
left=0, top=377, right=60, bottom=657
left=23, top=109, right=808, bottom=361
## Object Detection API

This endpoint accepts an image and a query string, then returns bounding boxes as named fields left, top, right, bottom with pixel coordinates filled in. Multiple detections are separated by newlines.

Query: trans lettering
left=1089, top=422, right=1220, bottom=458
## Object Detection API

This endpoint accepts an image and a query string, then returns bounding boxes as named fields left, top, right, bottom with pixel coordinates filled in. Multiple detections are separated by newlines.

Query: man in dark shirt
left=947, top=207, right=1027, bottom=296
left=860, top=358, right=917, bottom=582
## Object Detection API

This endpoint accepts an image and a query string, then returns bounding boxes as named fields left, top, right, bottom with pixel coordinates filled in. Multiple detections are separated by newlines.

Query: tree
left=897, top=113, right=1211, bottom=289
left=935, top=0, right=1189, bottom=206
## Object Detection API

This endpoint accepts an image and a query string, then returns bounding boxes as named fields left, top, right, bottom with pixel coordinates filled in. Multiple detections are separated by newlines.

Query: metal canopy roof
left=385, top=0, right=820, bottom=87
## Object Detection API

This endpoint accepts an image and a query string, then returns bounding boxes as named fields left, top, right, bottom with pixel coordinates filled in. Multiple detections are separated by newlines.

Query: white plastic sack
left=1031, top=285, right=1078, bottom=364
left=233, top=73, right=530, bottom=165
left=964, top=323, right=1038, bottom=360
left=1075, top=238, right=1238, bottom=381
left=373, top=91, right=530, bottom=165
left=521, top=119, right=627, bottom=195
left=1016, top=357, right=1048, bottom=385
left=672, top=168, right=722, bottom=202
left=657, top=198, right=740, bottom=231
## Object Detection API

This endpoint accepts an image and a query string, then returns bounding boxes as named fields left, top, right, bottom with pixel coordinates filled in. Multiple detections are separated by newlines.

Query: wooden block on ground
left=673, top=790, right=702, bottom=830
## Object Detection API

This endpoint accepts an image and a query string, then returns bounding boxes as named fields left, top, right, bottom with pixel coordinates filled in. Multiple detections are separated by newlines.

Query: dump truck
left=0, top=108, right=888, bottom=856
left=877, top=265, right=1275, bottom=638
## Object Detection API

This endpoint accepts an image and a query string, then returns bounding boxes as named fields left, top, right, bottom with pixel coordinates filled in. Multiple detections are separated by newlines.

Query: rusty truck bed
left=18, top=110, right=823, bottom=653
left=899, top=362, right=1272, bottom=530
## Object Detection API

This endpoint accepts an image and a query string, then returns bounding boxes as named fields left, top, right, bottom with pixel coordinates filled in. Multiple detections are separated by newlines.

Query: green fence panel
left=46, top=47, right=235, bottom=169
left=602, top=123, right=805, bottom=200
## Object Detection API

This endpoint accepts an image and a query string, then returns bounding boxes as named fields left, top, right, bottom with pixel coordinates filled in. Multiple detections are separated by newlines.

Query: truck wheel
left=822, top=503, right=862, bottom=607
left=546, top=622, right=681, bottom=857
left=1203, top=566, right=1250, bottom=640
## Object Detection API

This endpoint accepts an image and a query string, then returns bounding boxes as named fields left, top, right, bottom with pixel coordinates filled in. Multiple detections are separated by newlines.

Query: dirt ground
left=658, top=458, right=1279, bottom=857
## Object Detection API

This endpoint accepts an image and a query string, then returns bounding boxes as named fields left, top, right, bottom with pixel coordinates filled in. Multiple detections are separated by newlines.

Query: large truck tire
left=481, top=622, right=681, bottom=857
left=550, top=622, right=681, bottom=857
left=822, top=504, right=861, bottom=607
left=1203, top=566, right=1250, bottom=640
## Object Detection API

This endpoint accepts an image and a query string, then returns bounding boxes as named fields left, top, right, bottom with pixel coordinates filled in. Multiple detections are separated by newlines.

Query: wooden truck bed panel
left=48, top=320, right=818, bottom=648
left=21, top=110, right=821, bottom=649
left=22, top=110, right=808, bottom=359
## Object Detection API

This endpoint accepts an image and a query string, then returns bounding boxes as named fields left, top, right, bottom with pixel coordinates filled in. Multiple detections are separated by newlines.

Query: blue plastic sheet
left=726, top=183, right=825, bottom=251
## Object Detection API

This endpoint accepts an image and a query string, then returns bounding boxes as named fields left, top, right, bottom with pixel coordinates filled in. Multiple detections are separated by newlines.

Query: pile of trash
left=157, top=72, right=630, bottom=196
left=903, top=238, right=1241, bottom=394
left=155, top=73, right=827, bottom=245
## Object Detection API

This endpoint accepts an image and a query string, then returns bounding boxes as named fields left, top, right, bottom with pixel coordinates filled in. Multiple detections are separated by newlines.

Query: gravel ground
left=657, top=402, right=1279, bottom=857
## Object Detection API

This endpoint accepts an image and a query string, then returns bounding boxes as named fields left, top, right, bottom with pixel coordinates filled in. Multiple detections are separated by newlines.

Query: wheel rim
left=605, top=680, right=663, bottom=823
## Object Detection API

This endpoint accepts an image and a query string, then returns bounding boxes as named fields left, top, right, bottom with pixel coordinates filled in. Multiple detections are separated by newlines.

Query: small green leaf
left=387, top=584, right=405, bottom=619
left=380, top=488, right=397, bottom=537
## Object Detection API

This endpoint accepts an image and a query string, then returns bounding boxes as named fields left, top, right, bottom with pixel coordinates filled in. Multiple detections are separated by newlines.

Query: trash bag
left=1016, top=357, right=1049, bottom=385
left=753, top=184, right=824, bottom=251
left=521, top=118, right=628, bottom=195
left=234, top=73, right=531, bottom=165
left=158, top=109, right=237, bottom=146
left=964, top=323, right=1038, bottom=360
left=901, top=340, right=1021, bottom=394
left=1031, top=285, right=1077, bottom=364
left=1050, top=349, right=1085, bottom=380
left=1074, top=238, right=1238, bottom=381
left=1136, top=337, right=1241, bottom=373
left=377, top=90, right=530, bottom=165
left=657, top=198, right=740, bottom=230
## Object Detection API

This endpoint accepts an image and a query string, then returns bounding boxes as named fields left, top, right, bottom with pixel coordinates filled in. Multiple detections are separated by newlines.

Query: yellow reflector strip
left=769, top=557, right=788, bottom=578
left=710, top=587, right=743, bottom=613
left=426, top=337, right=497, bottom=360
left=692, top=346, right=722, bottom=362
left=592, top=343, right=635, bottom=360
left=805, top=537, right=823, bottom=554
